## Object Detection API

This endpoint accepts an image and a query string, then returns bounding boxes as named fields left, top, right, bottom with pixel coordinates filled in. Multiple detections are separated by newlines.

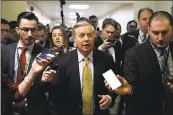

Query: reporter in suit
left=1, top=12, right=55, bottom=115
left=48, top=21, right=116, bottom=115
left=1, top=56, right=54, bottom=115
left=123, top=11, right=173, bottom=115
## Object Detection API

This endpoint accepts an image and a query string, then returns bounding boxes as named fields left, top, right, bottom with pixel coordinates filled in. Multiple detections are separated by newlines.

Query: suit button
left=79, top=106, right=81, bottom=108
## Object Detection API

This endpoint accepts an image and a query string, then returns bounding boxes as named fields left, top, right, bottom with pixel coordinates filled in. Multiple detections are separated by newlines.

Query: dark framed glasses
left=19, top=27, right=38, bottom=34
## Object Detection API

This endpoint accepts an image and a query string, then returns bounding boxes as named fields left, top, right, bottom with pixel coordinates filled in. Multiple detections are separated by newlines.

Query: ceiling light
left=69, top=15, right=77, bottom=18
left=69, top=5, right=90, bottom=9
left=69, top=12, right=84, bottom=16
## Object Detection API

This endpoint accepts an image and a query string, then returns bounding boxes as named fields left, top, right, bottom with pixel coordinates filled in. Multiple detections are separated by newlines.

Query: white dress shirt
left=13, top=40, right=34, bottom=83
left=77, top=50, right=94, bottom=89
left=77, top=49, right=112, bottom=103
left=138, top=29, right=148, bottom=44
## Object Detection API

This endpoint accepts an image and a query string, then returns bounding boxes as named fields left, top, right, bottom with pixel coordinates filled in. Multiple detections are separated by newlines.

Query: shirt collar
left=139, top=29, right=145, bottom=36
left=17, top=39, right=34, bottom=51
left=150, top=40, right=169, bottom=57
left=77, top=49, right=93, bottom=63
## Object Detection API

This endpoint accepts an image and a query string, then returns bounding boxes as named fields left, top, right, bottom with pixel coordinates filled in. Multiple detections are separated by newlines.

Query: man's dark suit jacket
left=123, top=40, right=173, bottom=115
left=2, top=37, right=17, bottom=45
left=94, top=35, right=123, bottom=75
left=1, top=42, right=50, bottom=115
left=48, top=49, right=116, bottom=115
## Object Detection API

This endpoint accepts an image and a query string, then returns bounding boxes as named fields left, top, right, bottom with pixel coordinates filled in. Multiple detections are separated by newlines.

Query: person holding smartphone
left=1, top=12, right=56, bottom=115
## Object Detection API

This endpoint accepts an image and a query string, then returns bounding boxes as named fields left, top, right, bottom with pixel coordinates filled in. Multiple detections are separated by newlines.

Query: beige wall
left=27, top=2, right=51, bottom=25
left=155, top=1, right=173, bottom=14
left=2, top=1, right=27, bottom=21
left=133, top=1, right=156, bottom=21
left=133, top=1, right=173, bottom=21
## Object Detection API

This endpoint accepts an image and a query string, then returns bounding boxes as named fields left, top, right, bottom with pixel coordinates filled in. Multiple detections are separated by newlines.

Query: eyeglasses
left=19, top=27, right=38, bottom=34
left=128, top=25, right=137, bottom=28
left=1, top=29, right=10, bottom=33
left=105, top=30, right=115, bottom=35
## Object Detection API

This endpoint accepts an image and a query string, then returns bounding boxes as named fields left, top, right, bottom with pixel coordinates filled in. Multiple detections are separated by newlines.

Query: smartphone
left=107, top=39, right=115, bottom=43
left=45, top=64, right=58, bottom=71
left=102, top=69, right=121, bottom=90
left=36, top=54, right=55, bottom=60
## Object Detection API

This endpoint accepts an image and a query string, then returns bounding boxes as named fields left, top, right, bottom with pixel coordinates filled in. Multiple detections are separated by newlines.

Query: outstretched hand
left=167, top=82, right=173, bottom=90
left=31, top=56, right=52, bottom=74
left=105, top=75, right=132, bottom=95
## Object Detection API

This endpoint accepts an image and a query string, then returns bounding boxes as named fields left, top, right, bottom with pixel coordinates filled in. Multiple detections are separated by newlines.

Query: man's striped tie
left=160, top=50, right=169, bottom=83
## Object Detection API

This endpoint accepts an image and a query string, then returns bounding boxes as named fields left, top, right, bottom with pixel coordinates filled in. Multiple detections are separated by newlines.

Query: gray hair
left=72, top=21, right=95, bottom=38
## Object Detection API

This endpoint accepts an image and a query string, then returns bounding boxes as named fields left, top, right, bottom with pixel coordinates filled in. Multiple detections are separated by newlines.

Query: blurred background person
left=1, top=18, right=16, bottom=46
left=45, top=24, right=51, bottom=35
left=136, top=7, right=153, bottom=44
left=35, top=22, right=50, bottom=48
left=89, top=15, right=98, bottom=30
left=126, top=20, right=137, bottom=33
left=49, top=26, right=69, bottom=55
left=9, top=21, right=19, bottom=41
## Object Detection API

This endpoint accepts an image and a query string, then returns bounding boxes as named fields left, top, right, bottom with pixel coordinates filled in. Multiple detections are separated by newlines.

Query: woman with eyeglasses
left=49, top=26, right=69, bottom=55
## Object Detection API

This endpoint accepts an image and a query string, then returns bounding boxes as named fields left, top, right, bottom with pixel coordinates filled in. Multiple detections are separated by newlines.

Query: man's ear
left=16, top=27, right=20, bottom=35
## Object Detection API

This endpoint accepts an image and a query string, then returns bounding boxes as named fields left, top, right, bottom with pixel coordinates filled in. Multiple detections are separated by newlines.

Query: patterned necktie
left=168, top=50, right=173, bottom=76
left=160, top=50, right=169, bottom=84
left=82, top=57, right=93, bottom=115
left=142, top=34, right=147, bottom=42
left=16, top=47, right=26, bottom=85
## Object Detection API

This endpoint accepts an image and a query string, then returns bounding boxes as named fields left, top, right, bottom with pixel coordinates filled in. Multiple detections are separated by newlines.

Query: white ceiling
left=28, top=1, right=134, bottom=24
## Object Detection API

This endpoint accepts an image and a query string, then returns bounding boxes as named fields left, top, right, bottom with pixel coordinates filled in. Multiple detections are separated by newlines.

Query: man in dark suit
left=94, top=18, right=122, bottom=75
left=1, top=12, right=54, bottom=115
left=48, top=21, right=117, bottom=115
left=1, top=18, right=16, bottom=46
left=121, top=7, right=153, bottom=52
left=123, top=11, right=173, bottom=115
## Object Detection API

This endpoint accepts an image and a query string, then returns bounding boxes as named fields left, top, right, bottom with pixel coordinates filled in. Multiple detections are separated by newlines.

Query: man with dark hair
left=94, top=18, right=122, bottom=74
left=1, top=18, right=16, bottom=45
left=89, top=15, right=98, bottom=30
left=137, top=7, right=153, bottom=44
left=2, top=12, right=55, bottom=115
left=120, top=7, right=154, bottom=72
left=122, top=8, right=153, bottom=51
left=9, top=21, right=19, bottom=40
left=123, top=11, right=173, bottom=115
left=35, top=22, right=48, bottom=47
left=126, top=20, right=137, bottom=33
left=94, top=19, right=123, bottom=115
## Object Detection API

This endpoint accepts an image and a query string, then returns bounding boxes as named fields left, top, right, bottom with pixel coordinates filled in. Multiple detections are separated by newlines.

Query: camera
left=107, top=39, right=115, bottom=43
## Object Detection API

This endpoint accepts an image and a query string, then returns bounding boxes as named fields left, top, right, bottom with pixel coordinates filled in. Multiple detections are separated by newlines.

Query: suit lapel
left=26, top=44, right=42, bottom=74
left=9, top=42, right=18, bottom=80
left=145, top=40, right=162, bottom=75
left=93, top=50, right=101, bottom=94
left=134, top=29, right=139, bottom=40
left=69, top=50, right=81, bottom=98
left=169, top=41, right=173, bottom=60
